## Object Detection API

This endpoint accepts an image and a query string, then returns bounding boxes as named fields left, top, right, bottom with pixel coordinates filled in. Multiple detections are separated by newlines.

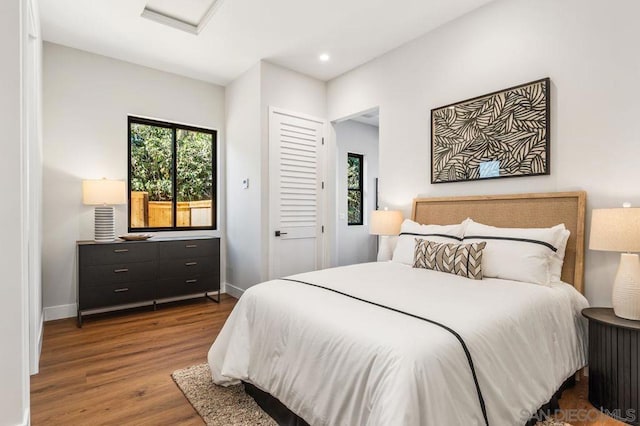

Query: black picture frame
left=431, top=77, right=550, bottom=184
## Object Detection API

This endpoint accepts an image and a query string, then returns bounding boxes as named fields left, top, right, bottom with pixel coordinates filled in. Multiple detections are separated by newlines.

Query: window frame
left=127, top=116, right=217, bottom=232
left=347, top=152, right=364, bottom=226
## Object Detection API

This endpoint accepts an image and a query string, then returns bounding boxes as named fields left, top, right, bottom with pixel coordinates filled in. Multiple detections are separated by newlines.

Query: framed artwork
left=431, top=77, right=550, bottom=184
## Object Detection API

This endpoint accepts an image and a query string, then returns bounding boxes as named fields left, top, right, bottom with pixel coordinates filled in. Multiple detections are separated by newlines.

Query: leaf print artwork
left=431, top=78, right=550, bottom=183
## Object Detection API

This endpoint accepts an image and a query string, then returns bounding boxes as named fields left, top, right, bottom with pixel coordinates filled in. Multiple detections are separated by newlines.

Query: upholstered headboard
left=411, top=191, right=587, bottom=293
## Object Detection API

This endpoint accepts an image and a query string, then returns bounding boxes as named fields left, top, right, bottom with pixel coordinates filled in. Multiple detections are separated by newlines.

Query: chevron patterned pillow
left=413, top=238, right=486, bottom=280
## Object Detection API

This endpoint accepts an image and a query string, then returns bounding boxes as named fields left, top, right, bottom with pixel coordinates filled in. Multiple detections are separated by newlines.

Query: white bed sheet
left=208, top=261, right=588, bottom=426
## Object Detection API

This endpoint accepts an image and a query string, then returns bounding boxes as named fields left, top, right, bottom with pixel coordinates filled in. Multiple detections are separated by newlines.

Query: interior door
left=269, top=107, right=325, bottom=279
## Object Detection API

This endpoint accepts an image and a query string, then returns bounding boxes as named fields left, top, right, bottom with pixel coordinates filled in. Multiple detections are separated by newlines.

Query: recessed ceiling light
left=319, top=53, right=330, bottom=62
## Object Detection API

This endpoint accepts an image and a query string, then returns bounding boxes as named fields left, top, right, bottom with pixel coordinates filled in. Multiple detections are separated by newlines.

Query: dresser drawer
left=79, top=281, right=154, bottom=310
left=157, top=256, right=214, bottom=279
left=80, top=261, right=157, bottom=287
left=156, top=274, right=220, bottom=299
left=79, top=242, right=157, bottom=266
left=77, top=237, right=220, bottom=326
left=158, top=238, right=218, bottom=260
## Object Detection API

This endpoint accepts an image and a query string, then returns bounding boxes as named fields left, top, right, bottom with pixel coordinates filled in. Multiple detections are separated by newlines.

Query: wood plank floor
left=31, top=295, right=623, bottom=425
left=555, top=376, right=624, bottom=426
left=31, top=296, right=237, bottom=425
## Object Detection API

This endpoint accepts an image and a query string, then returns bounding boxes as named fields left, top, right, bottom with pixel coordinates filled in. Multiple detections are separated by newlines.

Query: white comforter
left=208, top=262, right=588, bottom=426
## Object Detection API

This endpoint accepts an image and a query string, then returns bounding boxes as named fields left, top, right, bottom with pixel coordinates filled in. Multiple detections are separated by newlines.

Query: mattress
left=208, top=261, right=588, bottom=425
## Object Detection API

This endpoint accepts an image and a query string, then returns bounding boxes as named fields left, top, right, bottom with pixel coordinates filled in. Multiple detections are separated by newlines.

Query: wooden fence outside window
left=130, top=191, right=212, bottom=228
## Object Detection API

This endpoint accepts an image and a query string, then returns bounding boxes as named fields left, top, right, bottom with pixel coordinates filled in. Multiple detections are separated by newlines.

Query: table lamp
left=589, top=205, right=640, bottom=320
left=82, top=179, right=126, bottom=242
left=369, top=209, right=403, bottom=261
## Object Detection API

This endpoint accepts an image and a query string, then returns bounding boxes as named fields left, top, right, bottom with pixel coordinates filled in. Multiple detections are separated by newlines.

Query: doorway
left=333, top=108, right=379, bottom=266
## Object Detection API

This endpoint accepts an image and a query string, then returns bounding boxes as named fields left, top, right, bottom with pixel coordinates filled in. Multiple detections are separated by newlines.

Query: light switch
left=242, top=178, right=249, bottom=189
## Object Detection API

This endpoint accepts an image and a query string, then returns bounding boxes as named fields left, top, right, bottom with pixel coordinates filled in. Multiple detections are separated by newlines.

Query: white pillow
left=550, top=228, right=570, bottom=283
left=392, top=219, right=467, bottom=265
left=463, top=220, right=568, bottom=285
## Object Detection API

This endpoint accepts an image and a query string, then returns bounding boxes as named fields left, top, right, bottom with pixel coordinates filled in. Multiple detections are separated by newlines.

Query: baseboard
left=43, top=288, right=232, bottom=322
left=44, top=285, right=234, bottom=322
left=20, top=407, right=29, bottom=426
left=30, top=312, right=44, bottom=375
left=224, top=282, right=244, bottom=299
left=44, top=303, right=77, bottom=321
left=38, top=311, right=44, bottom=353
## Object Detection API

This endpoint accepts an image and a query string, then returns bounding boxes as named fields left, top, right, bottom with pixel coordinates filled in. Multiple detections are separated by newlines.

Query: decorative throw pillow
left=413, top=238, right=486, bottom=280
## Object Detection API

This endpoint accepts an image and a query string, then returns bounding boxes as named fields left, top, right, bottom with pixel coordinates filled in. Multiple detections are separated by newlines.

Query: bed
left=209, top=191, right=588, bottom=426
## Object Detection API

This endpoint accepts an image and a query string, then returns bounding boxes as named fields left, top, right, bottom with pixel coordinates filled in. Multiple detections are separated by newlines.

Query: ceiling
left=39, top=0, right=494, bottom=86
left=144, top=0, right=215, bottom=28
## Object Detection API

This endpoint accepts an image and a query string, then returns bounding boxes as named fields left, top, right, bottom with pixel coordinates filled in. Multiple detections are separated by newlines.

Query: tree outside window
left=347, top=153, right=363, bottom=225
left=128, top=117, right=216, bottom=231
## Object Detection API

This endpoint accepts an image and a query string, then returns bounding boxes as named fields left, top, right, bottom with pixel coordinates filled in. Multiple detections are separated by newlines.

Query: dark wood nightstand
left=582, top=307, right=640, bottom=425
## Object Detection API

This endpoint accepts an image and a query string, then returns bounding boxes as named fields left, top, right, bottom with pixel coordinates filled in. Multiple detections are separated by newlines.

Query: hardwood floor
left=556, top=376, right=625, bottom=426
left=31, top=295, right=623, bottom=426
left=553, top=374, right=624, bottom=426
left=31, top=296, right=236, bottom=425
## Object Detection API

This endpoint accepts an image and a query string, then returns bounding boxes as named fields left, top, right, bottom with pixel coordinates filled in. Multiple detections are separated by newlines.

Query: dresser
left=582, top=307, right=640, bottom=425
left=77, top=237, right=220, bottom=327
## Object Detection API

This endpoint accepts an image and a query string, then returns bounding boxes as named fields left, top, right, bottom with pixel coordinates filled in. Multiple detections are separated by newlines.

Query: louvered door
left=269, top=107, right=325, bottom=279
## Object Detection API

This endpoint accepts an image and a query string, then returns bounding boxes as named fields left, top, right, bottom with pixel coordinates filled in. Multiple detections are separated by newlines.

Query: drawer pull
left=185, top=262, right=198, bottom=266
left=185, top=244, right=198, bottom=248
left=114, top=249, right=129, bottom=253
left=114, top=268, right=129, bottom=273
left=185, top=279, right=198, bottom=284
left=114, top=288, right=129, bottom=293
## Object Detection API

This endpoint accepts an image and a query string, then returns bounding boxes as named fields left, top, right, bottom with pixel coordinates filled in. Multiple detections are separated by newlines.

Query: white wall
left=334, top=120, right=378, bottom=266
left=225, top=61, right=327, bottom=292
left=0, top=0, right=31, bottom=423
left=260, top=61, right=327, bottom=280
left=225, top=63, right=262, bottom=295
left=327, top=0, right=640, bottom=306
left=42, top=42, right=226, bottom=318
left=261, top=61, right=327, bottom=119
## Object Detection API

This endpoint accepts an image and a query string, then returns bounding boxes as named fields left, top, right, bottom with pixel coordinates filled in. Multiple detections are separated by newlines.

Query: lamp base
left=377, top=236, right=394, bottom=262
left=94, top=206, right=115, bottom=242
left=612, top=253, right=640, bottom=321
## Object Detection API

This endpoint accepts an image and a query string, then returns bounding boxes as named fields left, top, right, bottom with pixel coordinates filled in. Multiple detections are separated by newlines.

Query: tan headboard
left=412, top=191, right=587, bottom=293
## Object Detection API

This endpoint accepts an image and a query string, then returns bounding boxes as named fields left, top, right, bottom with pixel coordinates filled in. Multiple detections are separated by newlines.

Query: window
left=347, top=153, right=364, bottom=225
left=128, top=116, right=216, bottom=231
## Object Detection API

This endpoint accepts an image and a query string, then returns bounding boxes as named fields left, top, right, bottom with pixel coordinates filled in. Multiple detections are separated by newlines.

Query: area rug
left=172, top=363, right=276, bottom=426
left=172, top=363, right=571, bottom=426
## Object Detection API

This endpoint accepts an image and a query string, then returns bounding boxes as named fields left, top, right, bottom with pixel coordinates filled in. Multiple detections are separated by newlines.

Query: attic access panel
left=142, top=0, right=223, bottom=34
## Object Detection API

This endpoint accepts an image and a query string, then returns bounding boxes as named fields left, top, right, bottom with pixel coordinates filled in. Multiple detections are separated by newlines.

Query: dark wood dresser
left=583, top=307, right=640, bottom=425
left=77, top=237, right=220, bottom=326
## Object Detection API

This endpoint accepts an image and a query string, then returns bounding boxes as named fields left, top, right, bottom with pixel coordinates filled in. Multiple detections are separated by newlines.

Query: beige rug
left=172, top=363, right=570, bottom=426
left=172, top=363, right=276, bottom=426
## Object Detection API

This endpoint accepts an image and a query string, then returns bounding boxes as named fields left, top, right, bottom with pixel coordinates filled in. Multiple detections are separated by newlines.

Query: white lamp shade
left=590, top=208, right=640, bottom=252
left=369, top=210, right=403, bottom=236
left=82, top=179, right=126, bottom=205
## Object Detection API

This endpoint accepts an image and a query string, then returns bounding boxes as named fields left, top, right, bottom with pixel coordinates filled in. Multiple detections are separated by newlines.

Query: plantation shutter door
left=269, top=108, right=325, bottom=279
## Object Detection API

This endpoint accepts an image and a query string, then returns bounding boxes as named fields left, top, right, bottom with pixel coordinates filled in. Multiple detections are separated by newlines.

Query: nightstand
left=582, top=307, right=640, bottom=425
